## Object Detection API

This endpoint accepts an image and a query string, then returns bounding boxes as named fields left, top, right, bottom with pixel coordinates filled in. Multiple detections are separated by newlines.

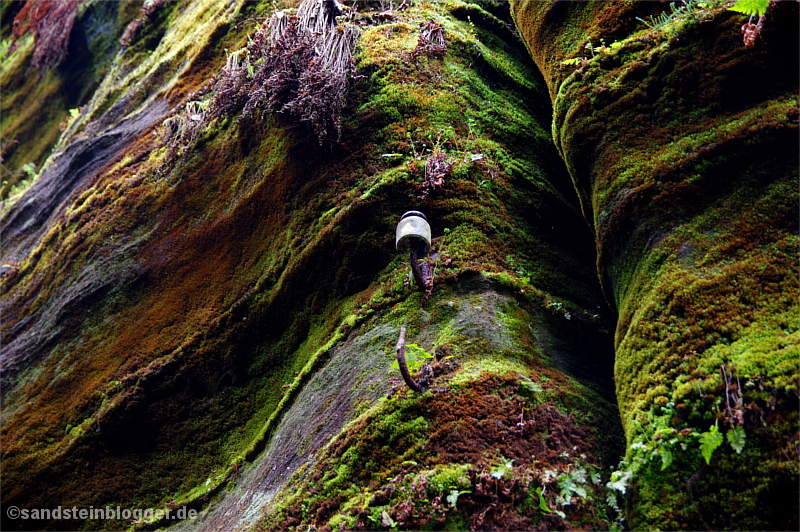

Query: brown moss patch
left=260, top=373, right=614, bottom=531
left=427, top=376, right=594, bottom=468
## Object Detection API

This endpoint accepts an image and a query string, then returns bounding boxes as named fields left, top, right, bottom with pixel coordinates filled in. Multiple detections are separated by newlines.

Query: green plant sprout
left=21, top=163, right=37, bottom=177
left=446, top=488, right=470, bottom=507
left=636, top=0, right=700, bottom=30
left=490, top=456, right=514, bottom=479
left=390, top=343, right=433, bottom=374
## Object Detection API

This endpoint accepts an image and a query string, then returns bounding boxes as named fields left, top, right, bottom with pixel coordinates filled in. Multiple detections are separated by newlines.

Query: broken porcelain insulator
left=395, top=211, right=431, bottom=254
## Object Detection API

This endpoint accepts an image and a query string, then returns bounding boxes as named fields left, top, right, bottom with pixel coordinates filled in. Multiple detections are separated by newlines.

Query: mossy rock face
left=1, top=1, right=621, bottom=531
left=196, top=280, right=622, bottom=532
left=512, top=0, right=799, bottom=529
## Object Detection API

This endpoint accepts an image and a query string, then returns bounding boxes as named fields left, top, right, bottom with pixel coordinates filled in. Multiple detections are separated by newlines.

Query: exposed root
left=408, top=240, right=435, bottom=301
left=412, top=19, right=447, bottom=59
left=119, top=0, right=168, bottom=47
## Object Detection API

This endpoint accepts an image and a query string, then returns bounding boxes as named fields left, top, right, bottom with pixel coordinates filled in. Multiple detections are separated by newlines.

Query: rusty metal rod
left=408, top=245, right=427, bottom=293
left=395, top=326, right=424, bottom=392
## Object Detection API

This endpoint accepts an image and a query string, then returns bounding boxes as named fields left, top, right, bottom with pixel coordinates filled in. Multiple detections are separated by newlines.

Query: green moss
left=513, top=1, right=799, bottom=529
left=427, top=463, right=472, bottom=492
left=254, top=251, right=620, bottom=530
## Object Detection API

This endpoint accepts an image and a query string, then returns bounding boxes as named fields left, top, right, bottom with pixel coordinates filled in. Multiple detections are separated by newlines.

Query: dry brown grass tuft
left=211, top=0, right=359, bottom=144
left=412, top=19, right=446, bottom=59
left=10, top=0, right=80, bottom=74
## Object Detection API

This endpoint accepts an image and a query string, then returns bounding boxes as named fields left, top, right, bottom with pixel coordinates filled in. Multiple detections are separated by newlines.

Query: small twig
left=516, top=405, right=528, bottom=431
left=396, top=326, right=425, bottom=392
left=722, top=365, right=731, bottom=413
left=736, top=374, right=742, bottom=406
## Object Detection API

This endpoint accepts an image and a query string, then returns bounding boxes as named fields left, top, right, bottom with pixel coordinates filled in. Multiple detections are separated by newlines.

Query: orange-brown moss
left=260, top=372, right=617, bottom=532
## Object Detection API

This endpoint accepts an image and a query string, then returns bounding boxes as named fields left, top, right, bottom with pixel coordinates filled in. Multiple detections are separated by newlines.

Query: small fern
left=726, top=425, right=747, bottom=454
left=636, top=0, right=699, bottom=30
left=699, top=423, right=724, bottom=465
left=729, top=0, right=769, bottom=17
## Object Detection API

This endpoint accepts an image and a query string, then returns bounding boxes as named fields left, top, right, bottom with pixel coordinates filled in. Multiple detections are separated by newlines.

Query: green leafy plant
left=726, top=425, right=746, bottom=454
left=381, top=510, right=398, bottom=530
left=658, top=445, right=673, bottom=471
left=489, top=456, right=514, bottom=479
left=729, top=0, right=769, bottom=17
left=518, top=375, right=543, bottom=395
left=699, top=423, right=724, bottom=465
left=556, top=468, right=588, bottom=505
left=534, top=485, right=567, bottom=518
left=535, top=487, right=552, bottom=514
left=390, top=343, right=433, bottom=374
left=604, top=466, right=632, bottom=528
left=21, top=163, right=37, bottom=178
left=0, top=37, right=11, bottom=58
left=446, top=489, right=470, bottom=507
left=606, top=468, right=631, bottom=503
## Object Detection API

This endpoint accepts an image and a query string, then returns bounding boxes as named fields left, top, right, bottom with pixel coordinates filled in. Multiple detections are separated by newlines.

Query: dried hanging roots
left=412, top=19, right=446, bottom=58
left=211, top=0, right=359, bottom=144
left=9, top=0, right=80, bottom=74
left=419, top=151, right=452, bottom=200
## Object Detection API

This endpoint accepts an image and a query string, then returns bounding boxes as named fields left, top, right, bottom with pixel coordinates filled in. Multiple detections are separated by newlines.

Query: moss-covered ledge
left=252, top=276, right=623, bottom=532
left=512, top=1, right=799, bottom=529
